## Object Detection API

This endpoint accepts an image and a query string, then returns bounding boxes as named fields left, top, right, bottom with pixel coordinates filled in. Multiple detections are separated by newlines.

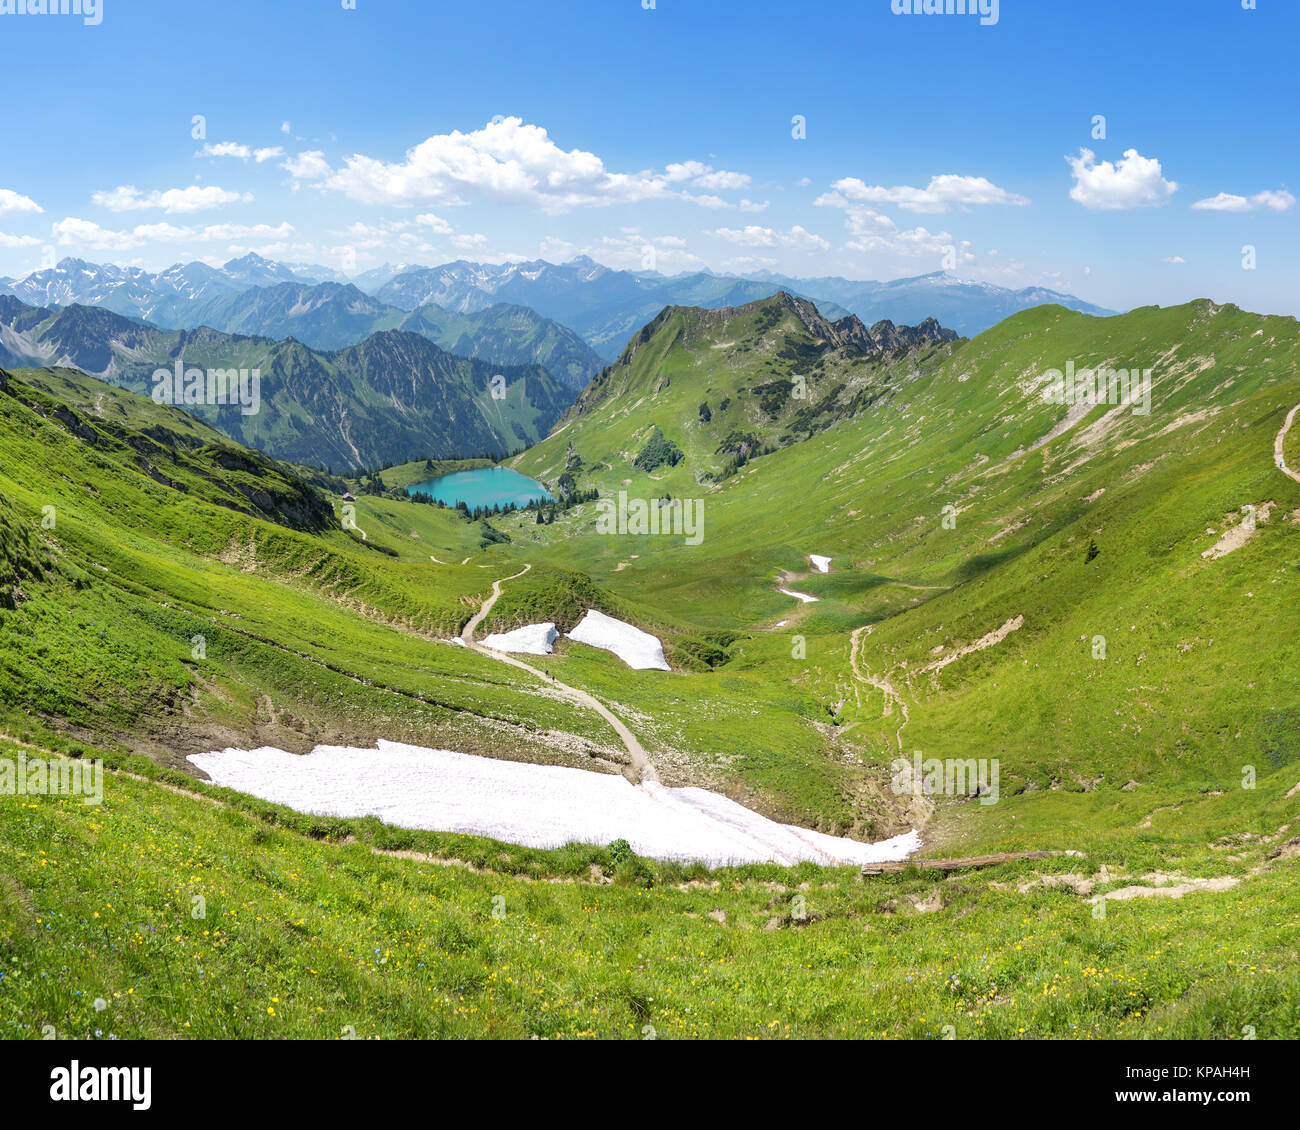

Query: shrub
left=633, top=426, right=684, bottom=472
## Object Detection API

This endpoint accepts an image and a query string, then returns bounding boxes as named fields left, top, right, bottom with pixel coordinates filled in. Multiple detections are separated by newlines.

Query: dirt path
left=1274, top=402, right=1300, bottom=484
left=460, top=564, right=531, bottom=642
left=461, top=565, right=657, bottom=784
left=849, top=624, right=911, bottom=752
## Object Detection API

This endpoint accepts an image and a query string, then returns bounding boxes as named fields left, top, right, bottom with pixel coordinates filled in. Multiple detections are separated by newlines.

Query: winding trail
left=1275, top=402, right=1300, bottom=484
left=454, top=567, right=891, bottom=865
left=849, top=624, right=911, bottom=752
left=461, top=565, right=657, bottom=784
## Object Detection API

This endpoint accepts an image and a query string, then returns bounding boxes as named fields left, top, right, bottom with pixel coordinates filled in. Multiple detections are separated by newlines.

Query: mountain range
left=1, top=254, right=1114, bottom=363
left=3, top=287, right=1298, bottom=1042
left=0, top=296, right=573, bottom=470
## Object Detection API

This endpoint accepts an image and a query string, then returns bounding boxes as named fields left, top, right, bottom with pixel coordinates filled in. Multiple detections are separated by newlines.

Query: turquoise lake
left=407, top=466, right=554, bottom=509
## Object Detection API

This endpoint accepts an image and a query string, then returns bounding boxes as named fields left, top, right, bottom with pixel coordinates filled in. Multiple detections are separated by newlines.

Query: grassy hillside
left=1, top=740, right=1297, bottom=1040
left=501, top=296, right=1300, bottom=829
left=3, top=290, right=1299, bottom=1041
left=0, top=303, right=574, bottom=471
left=0, top=367, right=626, bottom=770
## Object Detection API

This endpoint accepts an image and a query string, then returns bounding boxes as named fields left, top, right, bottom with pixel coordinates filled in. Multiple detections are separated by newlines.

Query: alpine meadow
left=0, top=0, right=1297, bottom=1098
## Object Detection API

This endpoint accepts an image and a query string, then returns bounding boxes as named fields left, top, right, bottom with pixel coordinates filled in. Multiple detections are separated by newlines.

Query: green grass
left=3, top=294, right=1300, bottom=1040
left=1, top=749, right=1296, bottom=1040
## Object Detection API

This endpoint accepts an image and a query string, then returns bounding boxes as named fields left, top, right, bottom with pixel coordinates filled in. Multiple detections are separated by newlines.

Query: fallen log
left=861, top=850, right=1079, bottom=876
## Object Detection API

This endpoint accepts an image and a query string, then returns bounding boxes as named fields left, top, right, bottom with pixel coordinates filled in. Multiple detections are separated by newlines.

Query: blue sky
left=0, top=0, right=1295, bottom=315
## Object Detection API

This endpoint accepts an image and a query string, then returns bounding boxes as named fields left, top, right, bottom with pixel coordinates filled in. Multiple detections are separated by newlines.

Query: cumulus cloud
left=93, top=185, right=253, bottom=214
left=53, top=217, right=293, bottom=250
left=198, top=141, right=284, bottom=163
left=0, top=188, right=43, bottom=216
left=1160, top=255, right=1187, bottom=264
left=814, top=190, right=971, bottom=262
left=281, top=118, right=758, bottom=214
left=1066, top=148, right=1177, bottom=210
left=0, top=231, right=42, bottom=248
left=281, top=150, right=333, bottom=181
left=415, top=212, right=454, bottom=234
left=827, top=173, right=1029, bottom=213
left=692, top=169, right=752, bottom=191
left=1191, top=189, right=1295, bottom=213
left=712, top=224, right=829, bottom=251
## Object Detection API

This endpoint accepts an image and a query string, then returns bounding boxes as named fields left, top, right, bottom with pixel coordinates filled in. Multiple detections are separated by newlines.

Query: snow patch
left=187, top=740, right=920, bottom=867
left=567, top=609, right=669, bottom=671
left=809, top=555, right=832, bottom=573
left=780, top=588, right=820, bottom=604
left=481, top=622, right=557, bottom=655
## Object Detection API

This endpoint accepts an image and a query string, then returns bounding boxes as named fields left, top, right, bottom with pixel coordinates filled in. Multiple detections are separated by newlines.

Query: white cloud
left=197, top=141, right=282, bottom=163
left=93, top=185, right=253, bottom=214
left=52, top=217, right=141, bottom=251
left=693, top=169, right=752, bottom=191
left=53, top=217, right=293, bottom=250
left=0, top=188, right=43, bottom=216
left=198, top=221, right=295, bottom=242
left=415, top=212, right=453, bottom=234
left=198, top=142, right=251, bottom=160
left=281, top=121, right=292, bottom=135
left=282, top=150, right=333, bottom=181
left=281, top=118, right=757, bottom=214
left=828, top=173, right=1029, bottom=213
left=1160, top=255, right=1187, bottom=264
left=814, top=189, right=972, bottom=263
left=664, top=161, right=709, bottom=183
left=0, top=231, right=41, bottom=248
left=712, top=224, right=829, bottom=251
left=1191, top=189, right=1295, bottom=213
left=1066, top=148, right=1177, bottom=210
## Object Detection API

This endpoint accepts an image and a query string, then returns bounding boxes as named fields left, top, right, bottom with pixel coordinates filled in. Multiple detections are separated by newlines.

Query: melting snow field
left=809, top=555, right=832, bottom=573
left=481, top=622, right=557, bottom=655
left=188, top=740, right=920, bottom=868
left=567, top=609, right=670, bottom=670
left=779, top=588, right=820, bottom=603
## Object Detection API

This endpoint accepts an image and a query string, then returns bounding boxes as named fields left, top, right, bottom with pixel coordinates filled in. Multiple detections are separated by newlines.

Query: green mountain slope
left=2, top=295, right=1299, bottom=1042
left=0, top=301, right=575, bottom=470
left=0, top=365, right=622, bottom=765
left=187, top=283, right=604, bottom=389
left=505, top=296, right=1300, bottom=827
left=515, top=291, right=958, bottom=488
left=396, top=301, right=604, bottom=390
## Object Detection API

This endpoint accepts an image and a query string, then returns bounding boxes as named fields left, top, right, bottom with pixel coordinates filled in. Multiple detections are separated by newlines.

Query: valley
left=2, top=280, right=1298, bottom=1042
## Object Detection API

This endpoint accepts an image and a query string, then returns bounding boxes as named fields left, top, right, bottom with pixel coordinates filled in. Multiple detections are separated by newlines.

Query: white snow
left=187, top=740, right=920, bottom=868
left=481, top=622, right=557, bottom=655
left=809, top=555, right=832, bottom=573
left=779, top=588, right=820, bottom=604
left=566, top=609, right=669, bottom=671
